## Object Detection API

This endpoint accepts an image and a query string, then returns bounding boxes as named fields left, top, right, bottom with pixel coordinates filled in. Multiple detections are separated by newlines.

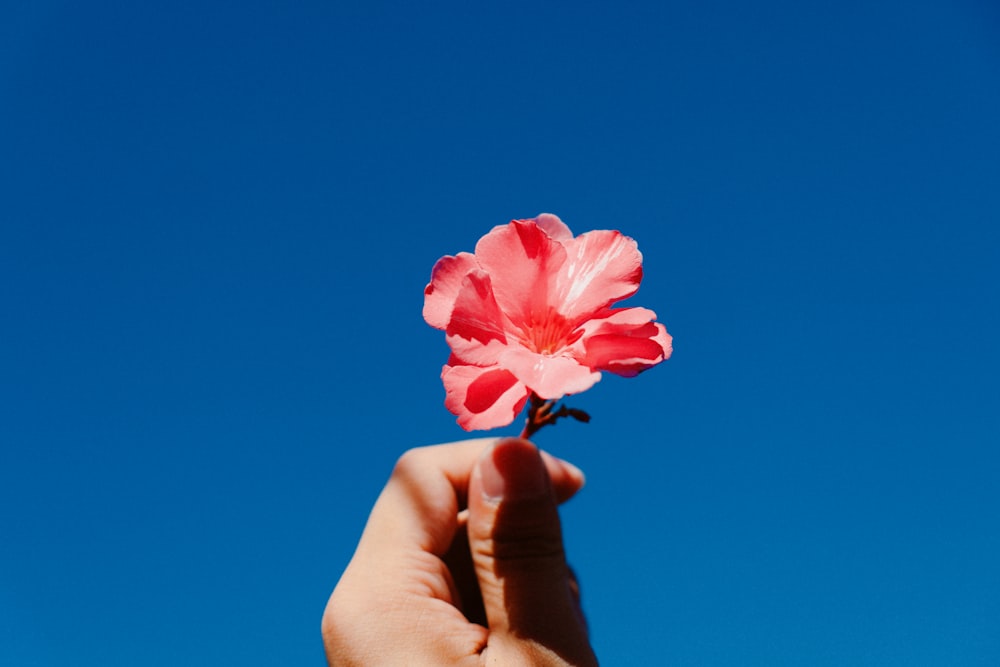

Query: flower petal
left=423, top=252, right=479, bottom=330
left=427, top=215, right=671, bottom=431
left=551, top=230, right=643, bottom=321
left=582, top=321, right=672, bottom=377
left=579, top=306, right=661, bottom=334
left=474, top=219, right=568, bottom=328
left=526, top=213, right=573, bottom=241
left=447, top=333, right=509, bottom=367
left=445, top=270, right=509, bottom=365
left=499, top=347, right=601, bottom=400
left=442, top=364, right=529, bottom=431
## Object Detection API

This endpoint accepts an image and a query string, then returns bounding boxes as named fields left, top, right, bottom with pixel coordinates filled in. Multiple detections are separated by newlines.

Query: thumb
left=468, top=438, right=595, bottom=664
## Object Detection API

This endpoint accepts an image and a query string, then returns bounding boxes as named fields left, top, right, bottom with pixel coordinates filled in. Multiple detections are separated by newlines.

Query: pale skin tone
left=322, top=438, right=599, bottom=666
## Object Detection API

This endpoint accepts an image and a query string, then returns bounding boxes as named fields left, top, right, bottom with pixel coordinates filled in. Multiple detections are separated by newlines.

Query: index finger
left=360, top=438, right=498, bottom=556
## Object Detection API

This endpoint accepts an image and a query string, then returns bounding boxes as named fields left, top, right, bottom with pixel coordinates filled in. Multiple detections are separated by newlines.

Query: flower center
left=521, top=311, right=581, bottom=355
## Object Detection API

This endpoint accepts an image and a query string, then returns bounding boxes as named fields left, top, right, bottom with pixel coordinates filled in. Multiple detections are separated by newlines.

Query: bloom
left=423, top=214, right=672, bottom=431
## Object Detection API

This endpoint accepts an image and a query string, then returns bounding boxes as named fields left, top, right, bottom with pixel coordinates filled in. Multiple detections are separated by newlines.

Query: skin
left=322, top=438, right=599, bottom=666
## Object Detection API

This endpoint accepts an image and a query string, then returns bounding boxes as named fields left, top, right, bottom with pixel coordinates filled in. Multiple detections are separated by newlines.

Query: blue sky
left=2, top=1, right=998, bottom=665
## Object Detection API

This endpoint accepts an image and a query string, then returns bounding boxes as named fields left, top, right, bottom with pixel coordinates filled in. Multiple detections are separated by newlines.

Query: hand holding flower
left=322, top=438, right=597, bottom=666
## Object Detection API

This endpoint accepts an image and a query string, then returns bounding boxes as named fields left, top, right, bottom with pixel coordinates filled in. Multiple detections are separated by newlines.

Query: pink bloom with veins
left=423, top=214, right=672, bottom=432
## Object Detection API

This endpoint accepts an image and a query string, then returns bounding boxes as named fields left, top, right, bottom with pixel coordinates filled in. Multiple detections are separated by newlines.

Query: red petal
left=550, top=230, right=643, bottom=322
left=423, top=252, right=478, bottom=330
left=499, top=347, right=601, bottom=400
left=583, top=322, right=672, bottom=377
left=524, top=213, right=573, bottom=241
left=445, top=270, right=510, bottom=365
left=473, top=220, right=568, bottom=328
left=442, top=365, right=529, bottom=431
left=578, top=306, right=660, bottom=336
left=447, top=270, right=507, bottom=345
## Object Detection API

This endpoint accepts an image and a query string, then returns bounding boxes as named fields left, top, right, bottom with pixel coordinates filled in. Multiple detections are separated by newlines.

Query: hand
left=322, top=437, right=598, bottom=666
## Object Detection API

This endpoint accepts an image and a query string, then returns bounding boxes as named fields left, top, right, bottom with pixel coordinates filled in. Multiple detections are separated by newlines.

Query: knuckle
left=390, top=446, right=431, bottom=482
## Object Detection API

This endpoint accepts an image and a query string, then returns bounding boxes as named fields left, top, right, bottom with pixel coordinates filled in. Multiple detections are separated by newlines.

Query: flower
left=423, top=213, right=672, bottom=432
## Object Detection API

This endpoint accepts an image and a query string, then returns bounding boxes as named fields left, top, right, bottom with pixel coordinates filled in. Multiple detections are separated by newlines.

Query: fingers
left=541, top=449, right=588, bottom=505
left=325, top=438, right=593, bottom=666
left=325, top=439, right=499, bottom=666
left=361, top=438, right=495, bottom=556
left=467, top=439, right=597, bottom=666
left=360, top=438, right=586, bottom=557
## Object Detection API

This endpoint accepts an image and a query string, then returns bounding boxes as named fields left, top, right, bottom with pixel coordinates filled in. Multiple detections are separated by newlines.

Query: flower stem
left=520, top=393, right=591, bottom=439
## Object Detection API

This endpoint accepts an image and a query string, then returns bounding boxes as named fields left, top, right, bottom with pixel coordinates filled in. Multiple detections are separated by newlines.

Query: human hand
left=322, top=438, right=598, bottom=666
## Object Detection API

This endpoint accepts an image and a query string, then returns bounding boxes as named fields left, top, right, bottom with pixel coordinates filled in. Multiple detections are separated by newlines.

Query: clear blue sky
left=2, top=1, right=998, bottom=665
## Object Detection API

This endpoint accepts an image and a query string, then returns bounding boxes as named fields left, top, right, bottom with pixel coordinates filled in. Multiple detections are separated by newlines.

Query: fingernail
left=480, top=439, right=549, bottom=503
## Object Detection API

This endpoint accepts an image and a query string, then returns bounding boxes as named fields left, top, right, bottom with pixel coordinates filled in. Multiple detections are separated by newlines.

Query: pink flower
left=423, top=214, right=672, bottom=431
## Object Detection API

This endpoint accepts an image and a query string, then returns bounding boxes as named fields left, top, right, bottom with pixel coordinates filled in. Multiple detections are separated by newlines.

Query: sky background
left=2, top=1, right=999, bottom=665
